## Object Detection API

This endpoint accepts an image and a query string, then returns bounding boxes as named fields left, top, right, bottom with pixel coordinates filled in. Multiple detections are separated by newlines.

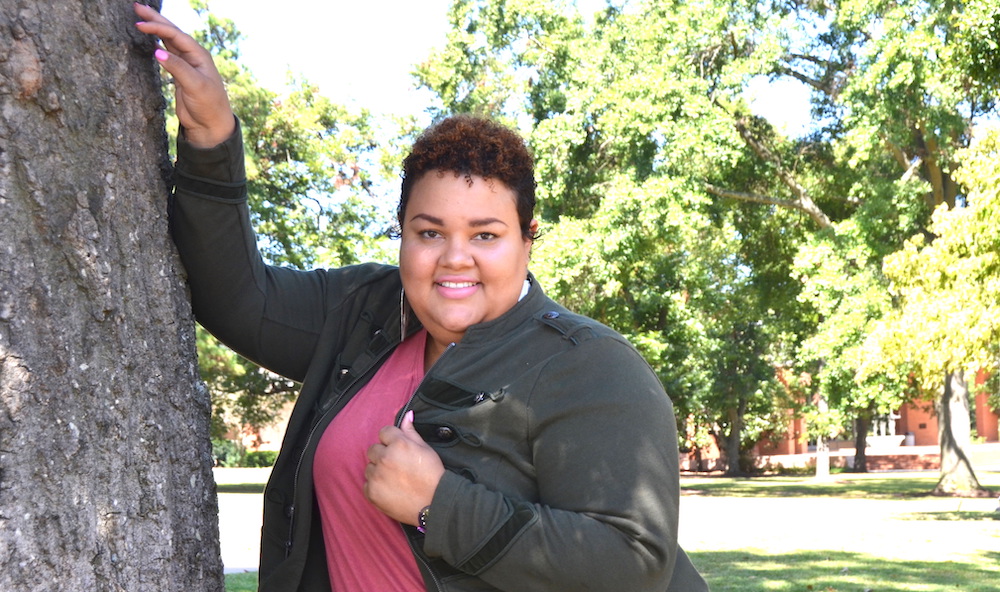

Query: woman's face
left=400, top=170, right=536, bottom=360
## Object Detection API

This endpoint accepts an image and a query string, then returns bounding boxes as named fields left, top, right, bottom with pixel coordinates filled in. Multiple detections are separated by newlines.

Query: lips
left=435, top=279, right=481, bottom=298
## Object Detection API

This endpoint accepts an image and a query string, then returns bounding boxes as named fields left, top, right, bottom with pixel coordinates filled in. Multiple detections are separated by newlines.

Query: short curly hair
left=398, top=115, right=538, bottom=240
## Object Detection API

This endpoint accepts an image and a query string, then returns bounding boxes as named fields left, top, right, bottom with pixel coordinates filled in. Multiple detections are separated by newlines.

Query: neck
left=423, top=334, right=450, bottom=372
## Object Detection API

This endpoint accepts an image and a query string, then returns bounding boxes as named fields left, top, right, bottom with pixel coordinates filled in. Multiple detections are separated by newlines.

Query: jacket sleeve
left=171, top=120, right=329, bottom=382
left=423, top=336, right=693, bottom=591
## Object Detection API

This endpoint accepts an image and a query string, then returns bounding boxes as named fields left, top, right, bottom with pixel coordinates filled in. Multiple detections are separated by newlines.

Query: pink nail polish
left=154, top=49, right=168, bottom=62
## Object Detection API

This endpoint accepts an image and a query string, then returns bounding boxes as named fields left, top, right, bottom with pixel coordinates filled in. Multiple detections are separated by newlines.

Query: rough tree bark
left=0, top=2, right=223, bottom=590
left=934, top=371, right=986, bottom=496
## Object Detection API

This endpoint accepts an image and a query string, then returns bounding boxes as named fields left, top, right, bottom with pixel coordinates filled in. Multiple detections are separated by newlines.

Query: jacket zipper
left=395, top=341, right=456, bottom=425
left=397, top=341, right=456, bottom=591
left=403, top=521, right=444, bottom=592
left=284, top=330, right=397, bottom=557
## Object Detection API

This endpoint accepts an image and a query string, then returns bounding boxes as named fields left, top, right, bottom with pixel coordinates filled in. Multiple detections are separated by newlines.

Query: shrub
left=212, top=438, right=245, bottom=467
left=244, top=450, right=278, bottom=468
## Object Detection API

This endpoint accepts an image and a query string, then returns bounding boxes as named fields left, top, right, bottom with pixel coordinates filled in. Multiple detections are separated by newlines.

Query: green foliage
left=211, top=438, right=245, bottom=468
left=864, top=126, right=1000, bottom=393
left=211, top=440, right=276, bottom=467
left=198, top=326, right=296, bottom=440
left=243, top=450, right=279, bottom=468
left=793, top=221, right=915, bottom=437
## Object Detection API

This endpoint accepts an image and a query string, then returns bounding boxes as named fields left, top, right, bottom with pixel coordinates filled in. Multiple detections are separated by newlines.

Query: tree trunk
left=723, top=404, right=746, bottom=476
left=0, top=2, right=223, bottom=590
left=853, top=415, right=870, bottom=473
left=934, top=371, right=986, bottom=496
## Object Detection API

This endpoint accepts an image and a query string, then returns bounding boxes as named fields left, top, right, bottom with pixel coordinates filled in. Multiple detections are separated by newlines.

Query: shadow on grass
left=690, top=549, right=1000, bottom=592
left=900, top=510, right=1000, bottom=521
left=217, top=483, right=265, bottom=494
left=681, top=476, right=942, bottom=498
left=680, top=471, right=999, bottom=499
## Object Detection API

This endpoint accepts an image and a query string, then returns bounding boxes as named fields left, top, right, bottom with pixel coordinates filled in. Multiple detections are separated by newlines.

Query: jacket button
left=436, top=426, right=455, bottom=440
left=543, top=311, right=560, bottom=319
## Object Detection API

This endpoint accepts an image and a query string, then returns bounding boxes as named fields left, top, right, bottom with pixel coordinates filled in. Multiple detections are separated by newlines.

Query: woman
left=134, top=4, right=708, bottom=591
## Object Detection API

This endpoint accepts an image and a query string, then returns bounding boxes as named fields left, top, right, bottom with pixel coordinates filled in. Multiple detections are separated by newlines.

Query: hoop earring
left=400, top=287, right=408, bottom=340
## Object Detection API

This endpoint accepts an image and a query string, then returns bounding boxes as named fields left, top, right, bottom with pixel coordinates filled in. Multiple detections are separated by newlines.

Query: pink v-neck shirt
left=313, top=330, right=428, bottom=591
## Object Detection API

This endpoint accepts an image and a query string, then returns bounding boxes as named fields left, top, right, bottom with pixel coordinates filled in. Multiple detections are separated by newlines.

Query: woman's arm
left=425, top=337, right=686, bottom=591
left=135, top=4, right=328, bottom=380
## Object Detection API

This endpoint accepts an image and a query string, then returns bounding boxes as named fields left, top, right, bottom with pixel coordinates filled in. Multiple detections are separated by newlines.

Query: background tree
left=861, top=126, right=1000, bottom=495
left=762, top=0, right=998, bottom=490
left=793, top=223, right=916, bottom=472
left=0, top=1, right=222, bottom=589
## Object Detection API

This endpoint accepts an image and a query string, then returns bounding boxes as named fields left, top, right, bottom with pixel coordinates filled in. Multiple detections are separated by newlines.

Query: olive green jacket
left=171, top=123, right=708, bottom=592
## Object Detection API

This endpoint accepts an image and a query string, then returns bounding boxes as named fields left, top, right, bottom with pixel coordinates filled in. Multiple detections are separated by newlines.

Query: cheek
left=398, top=240, right=434, bottom=290
left=398, top=241, right=416, bottom=287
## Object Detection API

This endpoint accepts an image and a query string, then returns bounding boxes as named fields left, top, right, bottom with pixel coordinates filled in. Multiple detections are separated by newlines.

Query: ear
left=525, top=219, right=539, bottom=261
left=527, top=219, right=539, bottom=241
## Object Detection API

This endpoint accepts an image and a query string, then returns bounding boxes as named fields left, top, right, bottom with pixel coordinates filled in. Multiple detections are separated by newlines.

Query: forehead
left=407, top=171, right=518, bottom=218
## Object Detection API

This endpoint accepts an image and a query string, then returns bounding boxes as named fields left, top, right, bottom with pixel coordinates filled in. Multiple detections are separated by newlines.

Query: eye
left=419, top=229, right=442, bottom=239
left=474, top=232, right=497, bottom=241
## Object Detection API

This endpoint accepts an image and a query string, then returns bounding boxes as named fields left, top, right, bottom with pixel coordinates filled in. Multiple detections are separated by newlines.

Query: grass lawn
left=224, top=571, right=257, bottom=592
left=691, top=548, right=1000, bottom=592
left=222, top=470, right=1000, bottom=592
left=682, top=471, right=1000, bottom=591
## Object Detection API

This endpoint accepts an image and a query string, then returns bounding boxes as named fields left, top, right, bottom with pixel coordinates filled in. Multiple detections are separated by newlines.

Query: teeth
left=439, top=281, right=477, bottom=288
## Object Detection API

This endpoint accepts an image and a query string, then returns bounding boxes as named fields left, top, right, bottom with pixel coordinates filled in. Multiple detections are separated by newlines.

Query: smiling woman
left=135, top=3, right=707, bottom=590
left=397, top=116, right=539, bottom=365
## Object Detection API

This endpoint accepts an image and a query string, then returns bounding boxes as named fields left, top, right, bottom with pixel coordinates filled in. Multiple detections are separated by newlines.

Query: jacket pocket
left=416, top=376, right=505, bottom=410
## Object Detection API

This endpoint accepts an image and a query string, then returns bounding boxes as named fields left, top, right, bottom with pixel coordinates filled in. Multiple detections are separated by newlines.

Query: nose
left=440, top=237, right=473, bottom=269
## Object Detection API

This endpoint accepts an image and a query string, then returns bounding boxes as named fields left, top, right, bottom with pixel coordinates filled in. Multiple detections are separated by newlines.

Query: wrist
left=181, top=114, right=237, bottom=149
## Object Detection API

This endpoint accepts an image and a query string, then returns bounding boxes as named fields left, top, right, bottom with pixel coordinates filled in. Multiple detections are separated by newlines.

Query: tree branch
left=732, top=116, right=834, bottom=229
left=774, top=65, right=826, bottom=93
left=704, top=184, right=806, bottom=211
left=900, top=155, right=924, bottom=183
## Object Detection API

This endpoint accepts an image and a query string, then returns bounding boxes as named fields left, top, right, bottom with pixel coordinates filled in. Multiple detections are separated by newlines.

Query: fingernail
left=136, top=21, right=146, bottom=26
left=405, top=410, right=414, bottom=423
left=154, top=49, right=168, bottom=62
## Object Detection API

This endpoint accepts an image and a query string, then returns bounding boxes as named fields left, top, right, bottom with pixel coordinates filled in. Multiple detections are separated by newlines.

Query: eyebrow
left=408, top=213, right=509, bottom=227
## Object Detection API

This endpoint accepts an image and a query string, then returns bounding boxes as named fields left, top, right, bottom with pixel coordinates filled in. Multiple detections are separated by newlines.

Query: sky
left=160, top=0, right=812, bottom=131
left=161, top=0, right=453, bottom=121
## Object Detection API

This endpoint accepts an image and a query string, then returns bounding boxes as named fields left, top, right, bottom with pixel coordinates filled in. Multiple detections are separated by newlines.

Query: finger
left=378, top=424, right=401, bottom=446
left=365, top=443, right=382, bottom=465
left=399, top=410, right=425, bottom=443
left=133, top=2, right=194, bottom=45
left=134, top=6, right=211, bottom=64
left=134, top=23, right=209, bottom=68
left=133, top=3, right=172, bottom=25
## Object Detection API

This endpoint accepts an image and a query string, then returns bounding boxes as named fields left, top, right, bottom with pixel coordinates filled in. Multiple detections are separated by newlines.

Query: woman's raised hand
left=134, top=3, right=235, bottom=148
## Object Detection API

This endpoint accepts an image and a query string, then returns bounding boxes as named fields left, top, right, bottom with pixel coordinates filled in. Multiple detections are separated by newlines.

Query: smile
left=437, top=281, right=478, bottom=288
